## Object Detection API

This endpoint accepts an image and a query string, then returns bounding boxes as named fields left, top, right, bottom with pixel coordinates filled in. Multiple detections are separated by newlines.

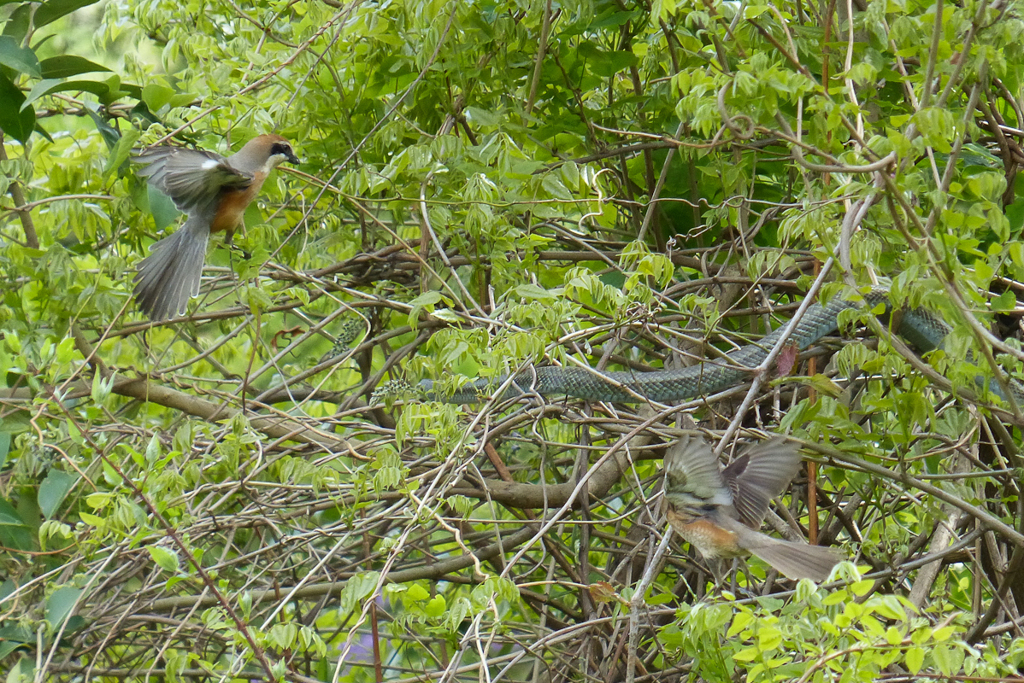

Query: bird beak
left=285, top=150, right=300, bottom=165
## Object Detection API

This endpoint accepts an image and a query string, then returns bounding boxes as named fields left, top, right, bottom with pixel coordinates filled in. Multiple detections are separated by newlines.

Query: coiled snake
left=418, top=287, right=1013, bottom=404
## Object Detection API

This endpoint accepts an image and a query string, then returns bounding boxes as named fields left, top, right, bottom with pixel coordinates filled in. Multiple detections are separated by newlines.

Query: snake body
left=422, top=288, right=968, bottom=404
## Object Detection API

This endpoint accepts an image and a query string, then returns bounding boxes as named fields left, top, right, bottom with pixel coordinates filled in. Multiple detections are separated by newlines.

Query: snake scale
left=419, top=288, right=1009, bottom=404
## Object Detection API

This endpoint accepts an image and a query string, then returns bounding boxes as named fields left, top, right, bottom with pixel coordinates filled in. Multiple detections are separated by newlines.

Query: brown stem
left=0, top=133, right=39, bottom=249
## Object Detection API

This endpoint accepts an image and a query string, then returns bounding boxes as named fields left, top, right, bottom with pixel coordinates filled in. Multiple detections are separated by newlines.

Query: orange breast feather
left=666, top=510, right=743, bottom=559
left=210, top=172, right=268, bottom=233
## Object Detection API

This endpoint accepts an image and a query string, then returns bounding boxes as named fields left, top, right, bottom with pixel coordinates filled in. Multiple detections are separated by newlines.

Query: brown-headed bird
left=663, top=435, right=843, bottom=581
left=132, top=134, right=300, bottom=320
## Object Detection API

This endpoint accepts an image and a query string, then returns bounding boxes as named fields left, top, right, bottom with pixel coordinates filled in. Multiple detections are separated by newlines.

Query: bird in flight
left=132, top=133, right=300, bottom=320
left=663, top=435, right=843, bottom=581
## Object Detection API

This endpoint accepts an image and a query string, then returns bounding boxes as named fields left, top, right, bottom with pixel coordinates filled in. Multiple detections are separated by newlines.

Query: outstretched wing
left=134, top=146, right=253, bottom=215
left=722, top=437, right=802, bottom=528
left=663, top=435, right=732, bottom=511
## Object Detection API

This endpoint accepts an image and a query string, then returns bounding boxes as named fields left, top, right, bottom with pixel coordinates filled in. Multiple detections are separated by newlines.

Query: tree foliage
left=2, top=0, right=1024, bottom=680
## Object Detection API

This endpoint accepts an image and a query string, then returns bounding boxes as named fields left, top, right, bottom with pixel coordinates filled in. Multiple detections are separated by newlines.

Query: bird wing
left=722, top=437, right=802, bottom=528
left=133, top=146, right=253, bottom=214
left=663, top=435, right=732, bottom=511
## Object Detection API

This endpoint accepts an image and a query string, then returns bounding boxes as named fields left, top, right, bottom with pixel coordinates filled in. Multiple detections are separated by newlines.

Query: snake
left=418, top=287, right=1013, bottom=405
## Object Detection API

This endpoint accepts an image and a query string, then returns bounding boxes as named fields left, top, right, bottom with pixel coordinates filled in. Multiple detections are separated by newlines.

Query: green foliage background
left=2, top=0, right=1024, bottom=679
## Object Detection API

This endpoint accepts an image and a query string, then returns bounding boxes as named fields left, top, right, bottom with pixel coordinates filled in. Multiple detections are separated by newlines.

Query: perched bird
left=663, top=435, right=843, bottom=581
left=132, top=133, right=300, bottom=320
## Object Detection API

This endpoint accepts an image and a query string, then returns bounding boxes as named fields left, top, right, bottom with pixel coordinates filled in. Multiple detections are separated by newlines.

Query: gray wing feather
left=663, top=436, right=731, bottom=509
left=724, top=437, right=802, bottom=528
left=133, top=146, right=252, bottom=214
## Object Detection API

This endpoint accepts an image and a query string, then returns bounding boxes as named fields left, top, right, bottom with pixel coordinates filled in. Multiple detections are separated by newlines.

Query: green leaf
left=588, top=10, right=638, bottom=28
left=407, top=291, right=444, bottom=328
left=38, top=469, right=77, bottom=519
left=653, top=0, right=676, bottom=21
left=821, top=589, right=848, bottom=606
left=172, top=422, right=193, bottom=454
left=870, top=595, right=907, bottom=621
left=39, top=55, right=110, bottom=79
left=577, top=44, right=637, bottom=77
left=932, top=644, right=963, bottom=676
left=0, top=498, right=33, bottom=550
left=465, top=107, right=499, bottom=127
left=732, top=647, right=759, bottom=662
left=238, top=590, right=252, bottom=618
left=103, top=125, right=138, bottom=180
left=514, top=283, right=557, bottom=301
left=141, top=82, right=175, bottom=112
left=45, top=586, right=82, bottom=630
left=727, top=611, right=753, bottom=637
left=78, top=511, right=105, bottom=527
left=912, top=108, right=954, bottom=154
left=339, top=571, right=379, bottom=613
left=0, top=37, right=40, bottom=77
left=86, top=105, right=121, bottom=149
left=992, top=290, right=1017, bottom=312
left=0, top=640, right=26, bottom=660
left=142, top=436, right=162, bottom=468
left=35, top=0, right=101, bottom=27
left=0, top=432, right=10, bottom=470
left=0, top=622, right=32, bottom=644
left=431, top=308, right=461, bottom=323
left=146, top=184, right=180, bottom=230
left=406, top=583, right=430, bottom=602
left=23, top=79, right=110, bottom=108
left=92, top=74, right=140, bottom=105
left=91, top=369, right=115, bottom=405
left=757, top=627, right=782, bottom=651
left=645, top=591, right=675, bottom=606
left=0, top=72, right=35, bottom=143
left=424, top=594, right=446, bottom=618
left=1007, top=199, right=1024, bottom=236
left=269, top=623, right=298, bottom=650
left=541, top=173, right=572, bottom=199
left=906, top=647, right=925, bottom=674
left=148, top=546, right=180, bottom=573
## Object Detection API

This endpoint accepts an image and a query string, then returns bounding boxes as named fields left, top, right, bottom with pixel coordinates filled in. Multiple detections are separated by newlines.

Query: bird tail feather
left=133, top=217, right=209, bottom=320
left=736, top=526, right=844, bottom=581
